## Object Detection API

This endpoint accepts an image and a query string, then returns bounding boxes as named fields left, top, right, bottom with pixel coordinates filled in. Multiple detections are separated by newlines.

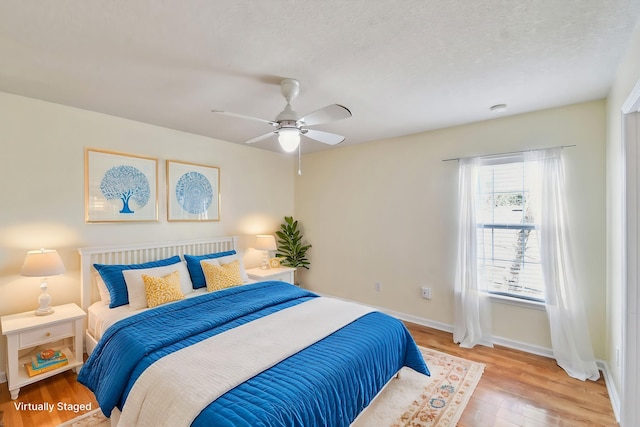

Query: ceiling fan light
left=278, top=129, right=300, bottom=152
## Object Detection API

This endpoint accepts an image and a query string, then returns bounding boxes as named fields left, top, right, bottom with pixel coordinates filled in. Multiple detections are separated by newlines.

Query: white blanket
left=118, top=297, right=374, bottom=427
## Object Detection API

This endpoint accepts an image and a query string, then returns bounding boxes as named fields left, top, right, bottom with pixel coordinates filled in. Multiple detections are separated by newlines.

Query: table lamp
left=21, top=248, right=66, bottom=316
left=255, top=235, right=277, bottom=270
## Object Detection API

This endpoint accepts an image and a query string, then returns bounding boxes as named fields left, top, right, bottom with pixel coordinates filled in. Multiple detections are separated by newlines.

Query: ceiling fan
left=212, top=78, right=352, bottom=153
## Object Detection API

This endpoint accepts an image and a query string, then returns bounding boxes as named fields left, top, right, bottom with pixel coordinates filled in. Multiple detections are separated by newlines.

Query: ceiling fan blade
left=300, top=104, right=352, bottom=126
left=302, top=129, right=346, bottom=145
left=244, top=131, right=276, bottom=144
left=212, top=110, right=278, bottom=127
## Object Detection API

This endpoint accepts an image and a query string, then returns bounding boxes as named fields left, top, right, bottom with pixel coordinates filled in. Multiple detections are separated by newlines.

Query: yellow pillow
left=202, top=260, right=244, bottom=292
left=142, top=270, right=185, bottom=308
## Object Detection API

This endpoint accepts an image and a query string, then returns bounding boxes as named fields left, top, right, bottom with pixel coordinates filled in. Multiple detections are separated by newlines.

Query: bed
left=77, top=236, right=429, bottom=426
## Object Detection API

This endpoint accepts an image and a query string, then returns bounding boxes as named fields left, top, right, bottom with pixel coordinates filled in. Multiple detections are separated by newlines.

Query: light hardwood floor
left=0, top=322, right=617, bottom=426
left=0, top=368, right=98, bottom=427
left=407, top=323, right=617, bottom=427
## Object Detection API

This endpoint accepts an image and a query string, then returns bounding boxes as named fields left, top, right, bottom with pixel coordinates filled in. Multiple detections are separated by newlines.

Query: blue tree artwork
left=175, top=171, right=213, bottom=215
left=100, top=165, right=151, bottom=214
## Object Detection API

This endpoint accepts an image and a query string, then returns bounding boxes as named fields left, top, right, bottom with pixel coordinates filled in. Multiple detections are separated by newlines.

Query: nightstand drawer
left=246, top=267, right=296, bottom=284
left=19, top=322, right=73, bottom=348
left=265, top=272, right=291, bottom=282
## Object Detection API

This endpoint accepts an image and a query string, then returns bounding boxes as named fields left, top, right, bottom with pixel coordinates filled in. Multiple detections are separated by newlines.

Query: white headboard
left=78, top=236, right=239, bottom=311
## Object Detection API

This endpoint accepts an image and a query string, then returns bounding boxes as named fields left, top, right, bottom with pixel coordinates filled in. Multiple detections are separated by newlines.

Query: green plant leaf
left=275, top=215, right=311, bottom=270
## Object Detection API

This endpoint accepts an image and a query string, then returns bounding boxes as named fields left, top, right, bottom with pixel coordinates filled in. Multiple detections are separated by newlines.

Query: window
left=476, top=158, right=545, bottom=302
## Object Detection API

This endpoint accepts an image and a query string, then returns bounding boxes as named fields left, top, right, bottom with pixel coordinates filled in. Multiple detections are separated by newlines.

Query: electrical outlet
left=421, top=286, right=431, bottom=299
left=375, top=282, right=382, bottom=292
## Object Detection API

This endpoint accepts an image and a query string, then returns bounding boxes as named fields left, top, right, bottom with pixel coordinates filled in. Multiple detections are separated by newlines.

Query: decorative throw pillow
left=123, top=262, right=193, bottom=311
left=210, top=253, right=250, bottom=283
left=95, top=273, right=111, bottom=305
left=142, top=270, right=185, bottom=308
left=202, top=260, right=244, bottom=292
left=94, top=255, right=182, bottom=308
left=184, top=250, right=237, bottom=289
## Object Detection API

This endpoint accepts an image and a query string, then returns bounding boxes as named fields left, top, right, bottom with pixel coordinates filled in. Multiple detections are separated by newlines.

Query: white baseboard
left=316, top=291, right=553, bottom=355
left=0, top=371, right=6, bottom=384
left=381, top=305, right=557, bottom=357
left=315, top=290, right=619, bottom=421
left=374, top=305, right=454, bottom=334
left=491, top=335, right=554, bottom=358
left=598, top=360, right=621, bottom=423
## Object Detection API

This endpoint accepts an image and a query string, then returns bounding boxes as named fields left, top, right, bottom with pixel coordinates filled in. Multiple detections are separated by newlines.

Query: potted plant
left=275, top=216, right=311, bottom=278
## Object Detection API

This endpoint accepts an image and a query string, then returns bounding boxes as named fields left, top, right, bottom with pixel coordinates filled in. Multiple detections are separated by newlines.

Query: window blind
left=477, top=161, right=545, bottom=302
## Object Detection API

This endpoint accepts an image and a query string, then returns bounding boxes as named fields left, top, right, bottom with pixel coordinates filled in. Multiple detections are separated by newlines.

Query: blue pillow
left=184, top=250, right=237, bottom=289
left=94, top=256, right=181, bottom=308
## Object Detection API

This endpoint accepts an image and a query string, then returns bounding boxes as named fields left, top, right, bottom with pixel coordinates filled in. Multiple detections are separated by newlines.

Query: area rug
left=57, top=409, right=108, bottom=427
left=59, top=347, right=484, bottom=427
left=352, top=347, right=485, bottom=426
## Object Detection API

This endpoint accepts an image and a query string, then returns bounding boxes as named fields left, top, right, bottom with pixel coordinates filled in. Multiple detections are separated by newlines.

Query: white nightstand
left=246, top=266, right=296, bottom=284
left=1, top=303, right=86, bottom=400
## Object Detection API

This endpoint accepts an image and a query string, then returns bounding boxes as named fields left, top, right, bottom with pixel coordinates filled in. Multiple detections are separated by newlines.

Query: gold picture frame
left=167, top=160, right=220, bottom=221
left=85, top=148, right=158, bottom=223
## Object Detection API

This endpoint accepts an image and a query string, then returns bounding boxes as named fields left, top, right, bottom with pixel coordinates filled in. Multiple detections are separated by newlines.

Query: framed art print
left=85, top=148, right=158, bottom=222
left=167, top=160, right=220, bottom=221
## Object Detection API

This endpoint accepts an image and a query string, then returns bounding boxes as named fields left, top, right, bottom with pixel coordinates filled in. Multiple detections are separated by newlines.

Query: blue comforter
left=78, top=281, right=429, bottom=426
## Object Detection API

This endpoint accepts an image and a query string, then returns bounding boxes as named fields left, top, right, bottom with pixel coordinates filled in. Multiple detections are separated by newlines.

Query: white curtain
left=453, top=157, right=493, bottom=348
left=530, top=148, right=600, bottom=381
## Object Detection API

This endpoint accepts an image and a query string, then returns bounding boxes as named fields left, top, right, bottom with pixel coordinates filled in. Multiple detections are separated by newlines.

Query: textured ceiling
left=1, top=1, right=639, bottom=153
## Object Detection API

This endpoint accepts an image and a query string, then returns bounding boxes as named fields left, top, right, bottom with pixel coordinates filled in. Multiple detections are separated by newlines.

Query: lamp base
left=260, top=251, right=270, bottom=270
left=35, top=307, right=54, bottom=316
left=36, top=280, right=54, bottom=316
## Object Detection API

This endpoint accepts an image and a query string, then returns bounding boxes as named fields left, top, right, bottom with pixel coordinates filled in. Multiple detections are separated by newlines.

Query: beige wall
left=295, top=100, right=607, bottom=357
left=0, top=89, right=614, bottom=388
left=0, top=92, right=294, bottom=373
left=606, top=21, right=640, bottom=404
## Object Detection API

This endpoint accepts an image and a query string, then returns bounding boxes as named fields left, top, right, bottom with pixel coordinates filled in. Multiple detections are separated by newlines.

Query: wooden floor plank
left=0, top=322, right=617, bottom=426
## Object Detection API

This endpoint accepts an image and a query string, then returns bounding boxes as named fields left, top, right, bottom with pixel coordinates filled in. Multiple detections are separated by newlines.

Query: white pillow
left=200, top=258, right=220, bottom=267
left=95, top=273, right=111, bottom=305
left=201, top=253, right=249, bottom=282
left=123, top=261, right=193, bottom=310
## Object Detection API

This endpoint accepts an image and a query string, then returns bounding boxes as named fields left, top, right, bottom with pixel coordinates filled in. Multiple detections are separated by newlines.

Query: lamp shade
left=21, top=249, right=66, bottom=277
left=254, top=235, right=277, bottom=251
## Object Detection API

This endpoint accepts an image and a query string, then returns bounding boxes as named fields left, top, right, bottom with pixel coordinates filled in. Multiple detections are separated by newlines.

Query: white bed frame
left=78, top=236, right=239, bottom=355
left=77, top=235, right=398, bottom=425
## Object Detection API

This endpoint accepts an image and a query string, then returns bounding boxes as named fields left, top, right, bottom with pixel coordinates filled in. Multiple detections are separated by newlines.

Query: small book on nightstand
left=25, top=359, right=69, bottom=377
left=35, top=349, right=63, bottom=364
left=26, top=350, right=69, bottom=377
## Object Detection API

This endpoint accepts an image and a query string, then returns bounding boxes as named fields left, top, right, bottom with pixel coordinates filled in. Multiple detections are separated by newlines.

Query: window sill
left=488, top=293, right=546, bottom=311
